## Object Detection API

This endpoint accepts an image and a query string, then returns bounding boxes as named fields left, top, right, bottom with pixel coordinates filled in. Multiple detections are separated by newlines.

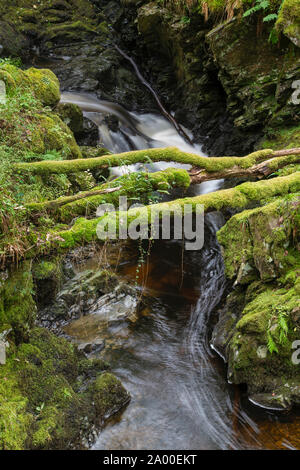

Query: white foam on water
left=60, top=91, right=223, bottom=193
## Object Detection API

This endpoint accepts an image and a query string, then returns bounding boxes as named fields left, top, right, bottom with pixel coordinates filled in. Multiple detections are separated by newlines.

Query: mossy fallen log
left=190, top=154, right=300, bottom=183
left=43, top=171, right=300, bottom=252
left=13, top=147, right=277, bottom=175
left=24, top=153, right=300, bottom=226
left=15, top=147, right=300, bottom=182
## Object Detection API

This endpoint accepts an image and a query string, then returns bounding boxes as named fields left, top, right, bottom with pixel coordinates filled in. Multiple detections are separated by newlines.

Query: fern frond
left=267, top=331, right=278, bottom=354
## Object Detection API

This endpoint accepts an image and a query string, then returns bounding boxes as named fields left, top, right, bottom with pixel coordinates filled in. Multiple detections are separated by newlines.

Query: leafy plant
left=267, top=330, right=279, bottom=353
left=35, top=402, right=45, bottom=416
left=0, top=57, right=22, bottom=67
left=267, top=305, right=290, bottom=354
left=23, top=150, right=62, bottom=163
left=180, top=15, right=191, bottom=24
left=243, top=0, right=284, bottom=43
left=243, top=0, right=271, bottom=18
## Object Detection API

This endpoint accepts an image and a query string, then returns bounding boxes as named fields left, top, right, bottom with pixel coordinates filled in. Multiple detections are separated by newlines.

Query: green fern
left=243, top=0, right=270, bottom=18
left=267, top=307, right=290, bottom=354
left=263, top=13, right=278, bottom=22
left=278, top=310, right=289, bottom=345
left=267, top=331, right=279, bottom=354
left=243, top=0, right=285, bottom=44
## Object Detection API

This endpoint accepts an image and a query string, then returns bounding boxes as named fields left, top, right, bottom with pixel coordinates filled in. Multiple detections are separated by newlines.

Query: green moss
left=0, top=374, right=32, bottom=450
left=218, top=193, right=300, bottom=281
left=42, top=20, right=98, bottom=42
left=276, top=0, right=300, bottom=46
left=0, top=0, right=104, bottom=50
left=80, top=146, right=111, bottom=159
left=14, top=147, right=276, bottom=175
left=0, top=70, right=16, bottom=93
left=229, top=281, right=300, bottom=376
left=37, top=114, right=82, bottom=159
left=260, top=125, right=300, bottom=150
left=88, top=372, right=130, bottom=420
left=0, top=65, right=81, bottom=159
left=55, top=103, right=83, bottom=134
left=0, top=325, right=130, bottom=449
left=32, top=258, right=62, bottom=281
left=0, top=262, right=36, bottom=342
left=23, top=68, right=60, bottom=107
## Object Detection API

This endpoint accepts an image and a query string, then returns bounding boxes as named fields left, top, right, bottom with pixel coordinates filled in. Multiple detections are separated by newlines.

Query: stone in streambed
left=78, top=338, right=106, bottom=355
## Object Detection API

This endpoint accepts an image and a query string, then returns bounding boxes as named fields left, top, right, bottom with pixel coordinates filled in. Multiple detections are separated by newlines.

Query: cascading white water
left=60, top=91, right=222, bottom=194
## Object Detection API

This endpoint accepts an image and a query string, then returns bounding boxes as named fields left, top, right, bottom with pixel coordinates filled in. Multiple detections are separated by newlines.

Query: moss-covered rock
left=214, top=194, right=300, bottom=409
left=0, top=322, right=130, bottom=449
left=0, top=69, right=16, bottom=93
left=276, top=0, right=300, bottom=47
left=218, top=196, right=300, bottom=282
left=55, top=102, right=84, bottom=134
left=80, top=146, right=111, bottom=159
left=32, top=257, right=64, bottom=307
left=0, top=64, right=81, bottom=158
left=0, top=0, right=104, bottom=50
left=88, top=372, right=130, bottom=421
left=0, top=21, right=29, bottom=60
left=0, top=262, right=36, bottom=343
left=24, top=68, right=60, bottom=107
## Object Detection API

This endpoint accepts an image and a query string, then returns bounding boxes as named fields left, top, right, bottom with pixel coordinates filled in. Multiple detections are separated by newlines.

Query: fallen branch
left=46, top=171, right=300, bottom=251
left=15, top=147, right=300, bottom=178
left=189, top=154, right=300, bottom=183
left=2, top=171, right=299, bottom=263
left=27, top=186, right=122, bottom=213
left=26, top=151, right=300, bottom=223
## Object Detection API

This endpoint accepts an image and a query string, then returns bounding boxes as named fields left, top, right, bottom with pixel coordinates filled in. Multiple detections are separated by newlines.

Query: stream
left=58, top=93, right=300, bottom=450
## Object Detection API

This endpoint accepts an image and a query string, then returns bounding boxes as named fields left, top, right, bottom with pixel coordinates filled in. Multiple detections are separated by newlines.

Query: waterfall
left=60, top=91, right=222, bottom=194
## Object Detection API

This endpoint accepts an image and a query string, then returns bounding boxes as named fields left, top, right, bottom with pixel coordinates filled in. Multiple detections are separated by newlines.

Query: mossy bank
left=0, top=61, right=131, bottom=449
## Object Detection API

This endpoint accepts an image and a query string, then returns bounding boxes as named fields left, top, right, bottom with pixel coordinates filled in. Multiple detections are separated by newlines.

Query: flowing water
left=60, top=93, right=300, bottom=450
left=60, top=91, right=221, bottom=195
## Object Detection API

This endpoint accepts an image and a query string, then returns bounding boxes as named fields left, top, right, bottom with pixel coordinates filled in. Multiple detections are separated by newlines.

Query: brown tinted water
left=64, top=215, right=300, bottom=450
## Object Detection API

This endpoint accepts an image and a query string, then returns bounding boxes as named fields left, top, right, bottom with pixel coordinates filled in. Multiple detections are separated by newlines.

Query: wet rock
left=38, top=265, right=142, bottom=333
left=78, top=339, right=106, bottom=355
left=210, top=289, right=245, bottom=361
left=248, top=392, right=293, bottom=411
left=76, top=117, right=99, bottom=146
left=0, top=21, right=30, bottom=60
left=33, top=258, right=64, bottom=308
left=55, top=102, right=84, bottom=134
left=47, top=42, right=156, bottom=112
left=88, top=372, right=131, bottom=422
left=137, top=3, right=300, bottom=155
left=212, top=197, right=300, bottom=410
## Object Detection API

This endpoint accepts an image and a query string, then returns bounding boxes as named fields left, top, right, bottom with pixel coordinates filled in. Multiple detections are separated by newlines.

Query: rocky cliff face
left=0, top=0, right=157, bottom=111
left=213, top=195, right=300, bottom=410
left=1, top=1, right=298, bottom=155
left=137, top=2, right=299, bottom=155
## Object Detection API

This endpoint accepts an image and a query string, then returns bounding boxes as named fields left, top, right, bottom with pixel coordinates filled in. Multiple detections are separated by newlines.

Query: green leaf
left=263, top=13, right=278, bottom=22
left=267, top=332, right=278, bottom=354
